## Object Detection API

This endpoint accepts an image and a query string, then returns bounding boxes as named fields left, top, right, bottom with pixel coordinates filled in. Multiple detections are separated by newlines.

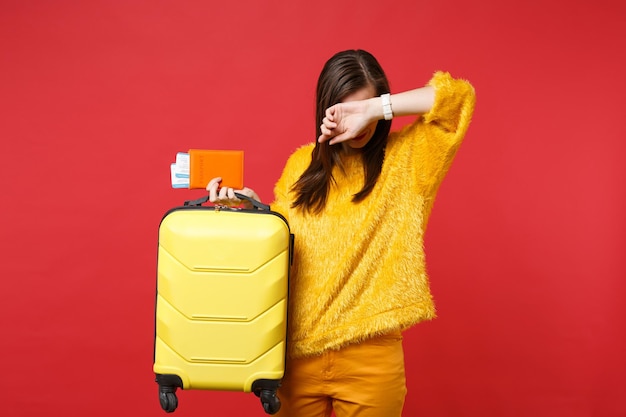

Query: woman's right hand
left=206, top=177, right=262, bottom=209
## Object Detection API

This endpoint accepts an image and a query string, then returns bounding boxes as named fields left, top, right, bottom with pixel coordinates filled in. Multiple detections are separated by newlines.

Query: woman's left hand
left=318, top=100, right=375, bottom=145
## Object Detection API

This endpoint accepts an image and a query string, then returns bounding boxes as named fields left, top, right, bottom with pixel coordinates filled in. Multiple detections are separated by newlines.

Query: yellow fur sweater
left=271, top=71, right=476, bottom=359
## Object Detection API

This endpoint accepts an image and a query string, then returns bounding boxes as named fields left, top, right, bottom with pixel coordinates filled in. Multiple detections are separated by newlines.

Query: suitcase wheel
left=253, top=379, right=282, bottom=415
left=259, top=389, right=281, bottom=415
left=159, top=389, right=178, bottom=413
left=159, top=392, right=178, bottom=413
left=156, top=374, right=182, bottom=413
left=157, top=383, right=179, bottom=413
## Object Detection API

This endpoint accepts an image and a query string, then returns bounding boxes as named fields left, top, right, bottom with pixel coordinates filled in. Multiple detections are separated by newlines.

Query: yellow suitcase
left=153, top=194, right=292, bottom=414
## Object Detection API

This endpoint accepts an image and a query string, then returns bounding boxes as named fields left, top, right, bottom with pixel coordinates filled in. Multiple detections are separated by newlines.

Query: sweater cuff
left=423, top=71, right=476, bottom=134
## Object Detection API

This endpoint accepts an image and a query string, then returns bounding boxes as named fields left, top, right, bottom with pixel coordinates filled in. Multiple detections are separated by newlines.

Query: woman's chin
left=346, top=129, right=373, bottom=149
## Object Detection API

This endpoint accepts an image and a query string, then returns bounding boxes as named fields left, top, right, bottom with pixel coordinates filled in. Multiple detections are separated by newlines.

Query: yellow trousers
left=276, top=333, right=407, bottom=417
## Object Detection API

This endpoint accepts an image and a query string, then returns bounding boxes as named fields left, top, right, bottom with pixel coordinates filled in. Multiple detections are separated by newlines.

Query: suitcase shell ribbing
left=153, top=204, right=291, bottom=413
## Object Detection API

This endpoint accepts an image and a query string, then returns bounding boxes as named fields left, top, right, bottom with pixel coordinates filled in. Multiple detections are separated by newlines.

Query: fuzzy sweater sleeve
left=423, top=71, right=476, bottom=141
left=387, top=71, right=476, bottom=224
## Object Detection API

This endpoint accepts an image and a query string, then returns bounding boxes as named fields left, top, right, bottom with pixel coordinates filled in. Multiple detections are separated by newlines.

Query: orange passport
left=188, top=149, right=244, bottom=189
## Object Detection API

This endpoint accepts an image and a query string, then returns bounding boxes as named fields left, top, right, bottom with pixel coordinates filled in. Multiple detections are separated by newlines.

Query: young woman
left=206, top=49, right=476, bottom=417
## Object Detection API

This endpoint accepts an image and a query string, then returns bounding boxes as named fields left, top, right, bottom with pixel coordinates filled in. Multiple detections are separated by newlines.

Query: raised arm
left=382, top=86, right=436, bottom=118
left=318, top=86, right=435, bottom=145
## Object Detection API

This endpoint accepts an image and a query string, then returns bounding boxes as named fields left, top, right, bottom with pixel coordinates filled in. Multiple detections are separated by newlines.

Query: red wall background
left=1, top=1, right=625, bottom=416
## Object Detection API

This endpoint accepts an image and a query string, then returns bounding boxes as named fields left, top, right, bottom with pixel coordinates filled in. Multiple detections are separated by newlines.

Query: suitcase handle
left=184, top=192, right=270, bottom=211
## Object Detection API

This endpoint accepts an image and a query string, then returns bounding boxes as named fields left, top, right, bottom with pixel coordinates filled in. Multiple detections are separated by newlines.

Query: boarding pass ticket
left=170, top=152, right=189, bottom=188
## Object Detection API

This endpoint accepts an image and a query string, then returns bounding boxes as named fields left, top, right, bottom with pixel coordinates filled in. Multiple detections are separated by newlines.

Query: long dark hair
left=291, top=49, right=392, bottom=214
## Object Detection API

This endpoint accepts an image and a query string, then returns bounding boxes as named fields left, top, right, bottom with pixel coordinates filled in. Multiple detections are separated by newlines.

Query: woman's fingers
left=236, top=187, right=257, bottom=200
left=320, top=123, right=333, bottom=137
left=325, top=105, right=336, bottom=122
left=234, top=187, right=260, bottom=209
left=206, top=177, right=261, bottom=208
left=207, top=177, right=222, bottom=202
left=322, top=116, right=337, bottom=129
left=206, top=177, right=222, bottom=190
left=319, top=114, right=340, bottom=143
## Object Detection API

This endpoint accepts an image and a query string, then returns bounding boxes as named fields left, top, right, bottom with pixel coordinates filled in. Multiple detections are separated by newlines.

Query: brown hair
left=291, top=49, right=392, bottom=214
